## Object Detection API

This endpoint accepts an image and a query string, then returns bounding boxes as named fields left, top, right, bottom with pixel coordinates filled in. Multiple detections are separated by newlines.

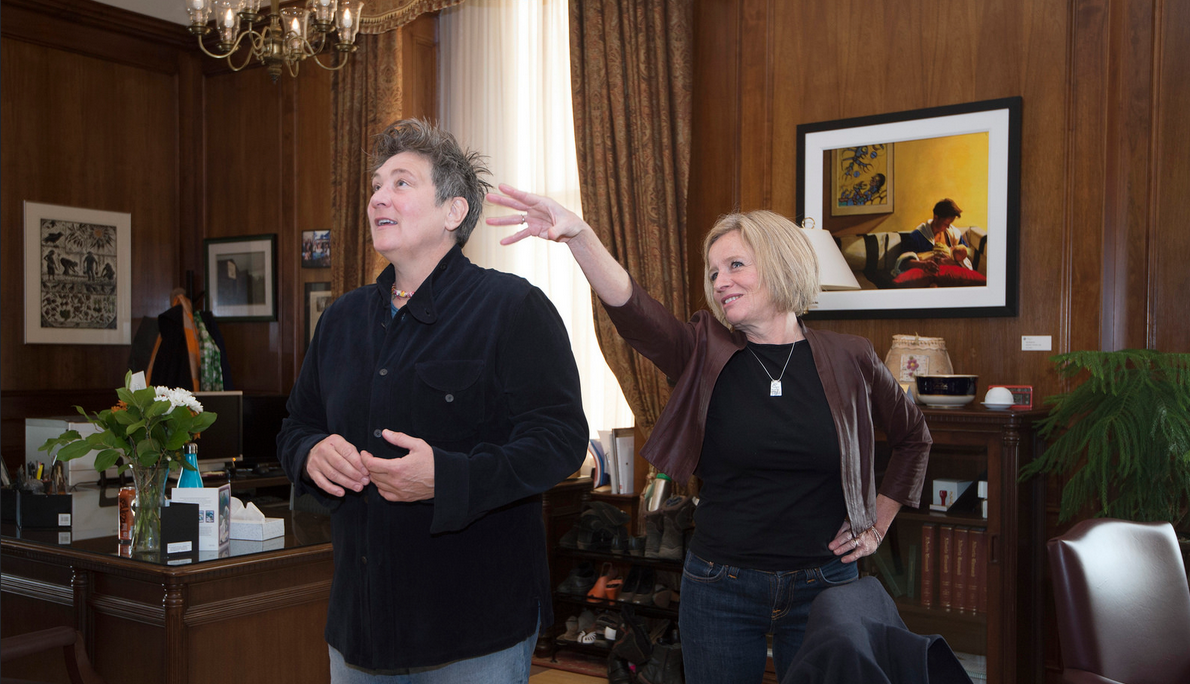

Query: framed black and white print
left=204, top=235, right=277, bottom=321
left=24, top=202, right=132, bottom=344
left=304, top=281, right=333, bottom=350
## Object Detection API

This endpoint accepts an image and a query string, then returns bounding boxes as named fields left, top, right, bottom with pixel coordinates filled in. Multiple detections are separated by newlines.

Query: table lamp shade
left=802, top=226, right=860, bottom=290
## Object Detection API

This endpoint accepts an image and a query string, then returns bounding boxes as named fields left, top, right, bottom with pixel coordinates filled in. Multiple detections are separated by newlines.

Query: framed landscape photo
left=304, top=282, right=333, bottom=350
left=24, top=202, right=132, bottom=345
left=301, top=230, right=330, bottom=268
left=204, top=235, right=277, bottom=321
left=796, top=97, right=1022, bottom=319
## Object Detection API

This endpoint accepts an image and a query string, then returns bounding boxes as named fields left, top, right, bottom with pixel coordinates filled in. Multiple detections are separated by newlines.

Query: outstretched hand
left=486, top=184, right=588, bottom=245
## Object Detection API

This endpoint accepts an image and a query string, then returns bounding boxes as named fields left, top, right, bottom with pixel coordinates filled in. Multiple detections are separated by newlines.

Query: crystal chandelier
left=185, top=0, right=365, bottom=82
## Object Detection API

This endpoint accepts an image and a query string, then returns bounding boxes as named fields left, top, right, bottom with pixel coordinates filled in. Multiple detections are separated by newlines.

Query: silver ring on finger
left=520, top=213, right=527, bottom=225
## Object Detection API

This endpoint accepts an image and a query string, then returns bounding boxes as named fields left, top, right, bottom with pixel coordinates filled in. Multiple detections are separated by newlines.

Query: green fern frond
left=1020, top=350, right=1190, bottom=526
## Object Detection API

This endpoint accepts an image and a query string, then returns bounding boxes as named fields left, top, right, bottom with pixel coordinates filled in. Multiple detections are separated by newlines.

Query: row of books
left=587, top=428, right=636, bottom=495
left=921, top=523, right=987, bottom=613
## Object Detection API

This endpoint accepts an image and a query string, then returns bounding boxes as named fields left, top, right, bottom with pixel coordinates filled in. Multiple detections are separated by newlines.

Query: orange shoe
left=587, top=562, right=617, bottom=603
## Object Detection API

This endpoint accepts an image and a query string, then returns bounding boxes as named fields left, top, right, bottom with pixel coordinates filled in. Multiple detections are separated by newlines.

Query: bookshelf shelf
left=898, top=509, right=989, bottom=528
left=867, top=407, right=1047, bottom=684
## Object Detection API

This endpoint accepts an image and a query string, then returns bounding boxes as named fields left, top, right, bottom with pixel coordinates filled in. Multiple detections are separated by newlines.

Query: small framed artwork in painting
left=305, top=282, right=333, bottom=350
left=24, top=202, right=132, bottom=345
left=301, top=230, right=330, bottom=268
left=831, top=144, right=894, bottom=216
left=204, top=235, right=277, bottom=321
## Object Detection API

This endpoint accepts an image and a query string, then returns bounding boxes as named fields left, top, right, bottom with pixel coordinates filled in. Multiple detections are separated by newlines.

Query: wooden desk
left=1, top=510, right=334, bottom=684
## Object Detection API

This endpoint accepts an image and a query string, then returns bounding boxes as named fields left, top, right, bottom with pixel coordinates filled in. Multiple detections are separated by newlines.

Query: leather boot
left=644, top=508, right=664, bottom=558
left=607, top=652, right=635, bottom=684
left=658, top=496, right=694, bottom=561
left=636, top=641, right=683, bottom=684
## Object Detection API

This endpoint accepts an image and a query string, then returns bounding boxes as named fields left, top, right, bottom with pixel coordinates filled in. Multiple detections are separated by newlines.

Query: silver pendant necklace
left=747, top=342, right=796, bottom=397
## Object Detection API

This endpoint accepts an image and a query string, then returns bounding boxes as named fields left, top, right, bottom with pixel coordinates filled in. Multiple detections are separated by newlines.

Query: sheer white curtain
left=439, top=0, right=634, bottom=437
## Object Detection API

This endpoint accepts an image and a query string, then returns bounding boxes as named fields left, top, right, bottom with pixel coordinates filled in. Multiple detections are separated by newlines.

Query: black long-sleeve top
left=277, top=245, right=588, bottom=670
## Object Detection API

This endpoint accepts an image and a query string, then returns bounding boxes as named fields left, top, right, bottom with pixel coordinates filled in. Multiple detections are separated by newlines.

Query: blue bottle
left=176, top=442, right=203, bottom=488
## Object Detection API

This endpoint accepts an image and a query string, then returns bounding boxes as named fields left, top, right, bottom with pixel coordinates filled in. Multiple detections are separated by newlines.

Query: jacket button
left=373, top=429, right=382, bottom=438
left=444, top=394, right=454, bottom=403
left=379, top=368, right=388, bottom=376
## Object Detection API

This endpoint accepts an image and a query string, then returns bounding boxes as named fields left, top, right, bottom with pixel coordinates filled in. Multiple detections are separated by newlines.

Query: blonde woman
left=488, top=186, right=931, bottom=684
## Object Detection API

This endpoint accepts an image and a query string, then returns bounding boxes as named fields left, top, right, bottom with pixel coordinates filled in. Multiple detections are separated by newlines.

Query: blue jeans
left=328, top=619, right=538, bottom=684
left=679, top=551, right=858, bottom=684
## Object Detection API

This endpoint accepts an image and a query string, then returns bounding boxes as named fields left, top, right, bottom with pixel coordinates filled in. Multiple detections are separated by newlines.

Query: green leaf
left=94, top=449, right=122, bottom=471
left=144, top=399, right=171, bottom=419
left=190, top=411, right=217, bottom=433
left=57, top=440, right=94, bottom=461
left=165, top=429, right=191, bottom=451
left=116, top=387, right=136, bottom=406
left=113, top=409, right=136, bottom=425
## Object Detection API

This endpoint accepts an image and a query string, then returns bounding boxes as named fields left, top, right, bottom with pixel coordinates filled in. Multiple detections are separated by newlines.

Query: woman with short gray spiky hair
left=278, top=119, right=588, bottom=682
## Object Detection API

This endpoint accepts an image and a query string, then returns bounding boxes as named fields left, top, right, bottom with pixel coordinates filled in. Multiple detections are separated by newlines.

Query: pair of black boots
left=607, top=606, right=683, bottom=684
left=560, top=501, right=631, bottom=553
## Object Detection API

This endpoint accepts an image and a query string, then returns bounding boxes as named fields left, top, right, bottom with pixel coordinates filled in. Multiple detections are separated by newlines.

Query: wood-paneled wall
left=688, top=0, right=1189, bottom=407
left=0, top=1, right=447, bottom=470
left=688, top=3, right=1188, bottom=682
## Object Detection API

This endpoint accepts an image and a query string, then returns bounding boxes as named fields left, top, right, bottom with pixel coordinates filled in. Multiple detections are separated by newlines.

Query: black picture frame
left=796, top=97, right=1022, bottom=319
left=203, top=234, right=277, bottom=322
left=304, top=281, right=332, bottom=350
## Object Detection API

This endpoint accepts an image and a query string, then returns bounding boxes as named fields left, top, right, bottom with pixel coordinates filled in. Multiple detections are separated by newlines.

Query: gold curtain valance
left=359, top=0, right=465, bottom=33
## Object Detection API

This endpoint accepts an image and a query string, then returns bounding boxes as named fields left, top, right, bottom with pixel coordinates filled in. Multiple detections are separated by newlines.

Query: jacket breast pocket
left=411, top=360, right=486, bottom=442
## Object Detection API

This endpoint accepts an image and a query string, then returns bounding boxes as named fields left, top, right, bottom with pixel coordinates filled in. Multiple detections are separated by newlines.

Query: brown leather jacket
left=603, top=280, right=931, bottom=532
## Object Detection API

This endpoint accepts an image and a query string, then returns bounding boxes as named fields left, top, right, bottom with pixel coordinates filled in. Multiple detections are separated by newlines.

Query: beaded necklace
left=391, top=284, right=415, bottom=299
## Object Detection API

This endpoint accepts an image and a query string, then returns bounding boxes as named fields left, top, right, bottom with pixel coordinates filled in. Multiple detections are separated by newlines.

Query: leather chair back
left=1048, top=518, right=1190, bottom=684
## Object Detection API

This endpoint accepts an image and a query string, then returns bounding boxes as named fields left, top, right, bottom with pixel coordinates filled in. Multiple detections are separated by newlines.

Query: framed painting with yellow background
left=831, top=145, right=894, bottom=216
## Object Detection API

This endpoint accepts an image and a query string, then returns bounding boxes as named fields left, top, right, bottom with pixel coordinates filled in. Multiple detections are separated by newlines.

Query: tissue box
left=230, top=516, right=284, bottom=541
left=930, top=478, right=973, bottom=512
left=170, top=484, right=231, bottom=551
left=231, top=536, right=285, bottom=555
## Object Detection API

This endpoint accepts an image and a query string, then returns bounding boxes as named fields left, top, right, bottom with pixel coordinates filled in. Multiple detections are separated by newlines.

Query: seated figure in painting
left=891, top=198, right=987, bottom=288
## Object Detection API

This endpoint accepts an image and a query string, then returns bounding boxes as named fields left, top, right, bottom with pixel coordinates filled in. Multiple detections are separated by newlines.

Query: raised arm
left=486, top=184, right=631, bottom=306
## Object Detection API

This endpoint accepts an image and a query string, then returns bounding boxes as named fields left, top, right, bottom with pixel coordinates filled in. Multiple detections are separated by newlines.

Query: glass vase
left=130, top=462, right=169, bottom=556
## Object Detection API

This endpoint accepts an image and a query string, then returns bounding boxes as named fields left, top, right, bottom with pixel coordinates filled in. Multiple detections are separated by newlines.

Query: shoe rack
left=543, top=486, right=684, bottom=660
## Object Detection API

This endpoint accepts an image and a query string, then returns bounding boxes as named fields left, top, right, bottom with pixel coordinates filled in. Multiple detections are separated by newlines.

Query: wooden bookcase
left=868, top=407, right=1048, bottom=684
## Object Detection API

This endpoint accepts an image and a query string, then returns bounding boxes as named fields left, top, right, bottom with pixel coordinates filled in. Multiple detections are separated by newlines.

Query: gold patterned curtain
left=569, top=0, right=694, bottom=437
left=330, top=0, right=465, bottom=297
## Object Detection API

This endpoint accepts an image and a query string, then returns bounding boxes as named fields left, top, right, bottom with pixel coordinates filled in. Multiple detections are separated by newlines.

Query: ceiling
left=94, top=0, right=190, bottom=25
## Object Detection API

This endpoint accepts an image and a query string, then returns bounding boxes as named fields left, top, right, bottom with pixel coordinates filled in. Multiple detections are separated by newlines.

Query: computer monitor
left=192, top=391, right=243, bottom=467
left=240, top=393, right=289, bottom=467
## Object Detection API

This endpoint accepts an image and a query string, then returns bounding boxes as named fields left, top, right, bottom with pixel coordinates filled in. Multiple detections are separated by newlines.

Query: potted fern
left=1020, top=350, right=1190, bottom=533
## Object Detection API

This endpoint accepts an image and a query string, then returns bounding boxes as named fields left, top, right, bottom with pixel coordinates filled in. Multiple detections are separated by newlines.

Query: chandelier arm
left=195, top=26, right=260, bottom=67
left=309, top=50, right=352, bottom=72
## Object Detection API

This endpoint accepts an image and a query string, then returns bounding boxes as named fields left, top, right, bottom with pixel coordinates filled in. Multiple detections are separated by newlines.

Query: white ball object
left=984, top=387, right=1015, bottom=404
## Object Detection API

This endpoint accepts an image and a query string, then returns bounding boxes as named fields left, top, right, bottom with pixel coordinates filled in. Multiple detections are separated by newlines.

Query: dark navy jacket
left=277, top=246, right=588, bottom=670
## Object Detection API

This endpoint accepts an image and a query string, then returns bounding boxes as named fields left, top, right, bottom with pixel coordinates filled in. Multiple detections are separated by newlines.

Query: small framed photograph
left=24, top=202, right=132, bottom=345
left=989, top=384, right=1033, bottom=410
left=301, top=230, right=330, bottom=268
left=304, top=282, right=333, bottom=349
left=204, top=235, right=277, bottom=321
